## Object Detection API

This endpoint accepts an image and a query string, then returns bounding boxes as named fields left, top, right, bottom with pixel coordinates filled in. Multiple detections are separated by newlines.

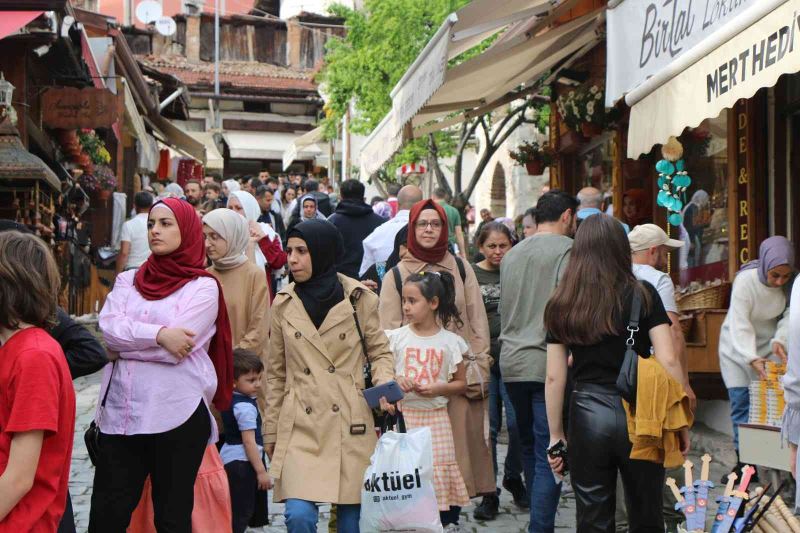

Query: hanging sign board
left=606, top=0, right=756, bottom=106
left=41, top=87, right=118, bottom=129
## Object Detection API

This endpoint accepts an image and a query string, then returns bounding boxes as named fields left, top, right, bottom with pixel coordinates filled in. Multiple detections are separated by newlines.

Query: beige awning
left=146, top=115, right=206, bottom=163
left=283, top=126, right=324, bottom=170
left=627, top=0, right=798, bottom=157
left=188, top=132, right=224, bottom=170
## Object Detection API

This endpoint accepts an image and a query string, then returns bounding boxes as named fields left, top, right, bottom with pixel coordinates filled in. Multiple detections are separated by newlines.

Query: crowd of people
left=0, top=171, right=798, bottom=533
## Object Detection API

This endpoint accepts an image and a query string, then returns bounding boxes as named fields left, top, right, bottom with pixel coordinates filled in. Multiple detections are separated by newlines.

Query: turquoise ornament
left=669, top=213, right=683, bottom=226
left=671, top=197, right=683, bottom=211
left=655, top=160, right=674, bottom=175
left=676, top=159, right=685, bottom=172
left=657, top=190, right=670, bottom=207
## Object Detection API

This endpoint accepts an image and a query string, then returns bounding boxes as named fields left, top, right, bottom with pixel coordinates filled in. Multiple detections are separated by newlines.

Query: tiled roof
left=138, top=55, right=318, bottom=93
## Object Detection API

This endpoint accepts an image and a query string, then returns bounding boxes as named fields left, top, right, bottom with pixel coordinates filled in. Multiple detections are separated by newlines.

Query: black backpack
left=391, top=253, right=467, bottom=309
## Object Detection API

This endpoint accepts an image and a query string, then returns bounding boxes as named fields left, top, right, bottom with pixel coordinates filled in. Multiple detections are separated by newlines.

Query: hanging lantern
left=0, top=73, right=15, bottom=114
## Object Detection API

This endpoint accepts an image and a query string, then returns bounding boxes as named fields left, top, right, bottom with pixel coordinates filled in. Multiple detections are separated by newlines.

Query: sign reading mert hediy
left=42, top=87, right=117, bottom=129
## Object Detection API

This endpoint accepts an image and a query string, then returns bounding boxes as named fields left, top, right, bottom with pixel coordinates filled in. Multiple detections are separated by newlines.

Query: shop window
left=576, top=131, right=614, bottom=193
left=676, top=112, right=729, bottom=288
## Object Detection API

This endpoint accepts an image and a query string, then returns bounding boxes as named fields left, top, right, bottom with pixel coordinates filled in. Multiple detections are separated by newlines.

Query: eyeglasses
left=415, top=220, right=443, bottom=230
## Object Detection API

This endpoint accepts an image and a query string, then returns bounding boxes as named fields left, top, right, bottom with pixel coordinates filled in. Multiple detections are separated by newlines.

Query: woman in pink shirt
left=89, top=198, right=233, bottom=532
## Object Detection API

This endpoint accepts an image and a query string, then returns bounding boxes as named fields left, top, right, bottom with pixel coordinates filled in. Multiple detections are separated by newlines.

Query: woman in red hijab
left=378, top=199, right=495, bottom=529
left=89, top=197, right=233, bottom=532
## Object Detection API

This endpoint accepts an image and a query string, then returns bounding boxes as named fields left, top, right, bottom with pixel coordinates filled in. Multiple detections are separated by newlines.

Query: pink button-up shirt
left=96, top=270, right=219, bottom=442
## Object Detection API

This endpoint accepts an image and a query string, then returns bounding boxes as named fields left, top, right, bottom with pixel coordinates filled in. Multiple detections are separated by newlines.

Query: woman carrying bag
left=543, top=214, right=689, bottom=532
left=379, top=199, right=495, bottom=524
left=89, top=197, right=233, bottom=532
left=265, top=219, right=398, bottom=532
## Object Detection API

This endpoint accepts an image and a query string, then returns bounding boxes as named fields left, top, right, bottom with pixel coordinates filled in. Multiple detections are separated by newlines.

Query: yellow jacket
left=622, top=356, right=693, bottom=468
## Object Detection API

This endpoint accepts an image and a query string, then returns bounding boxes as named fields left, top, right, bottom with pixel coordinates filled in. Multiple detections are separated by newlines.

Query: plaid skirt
left=402, top=406, right=471, bottom=511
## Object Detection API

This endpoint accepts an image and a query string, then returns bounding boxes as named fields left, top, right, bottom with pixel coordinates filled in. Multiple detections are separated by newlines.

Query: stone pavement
left=70, top=371, right=738, bottom=532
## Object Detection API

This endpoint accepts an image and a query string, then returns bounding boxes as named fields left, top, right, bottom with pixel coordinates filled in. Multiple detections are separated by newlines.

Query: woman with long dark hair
left=89, top=198, right=233, bottom=532
left=543, top=214, right=689, bottom=531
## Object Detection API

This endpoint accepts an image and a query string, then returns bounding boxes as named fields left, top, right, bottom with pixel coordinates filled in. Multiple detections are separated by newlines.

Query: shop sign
left=41, top=87, right=118, bottom=129
left=606, top=0, right=755, bottom=106
left=735, top=105, right=750, bottom=266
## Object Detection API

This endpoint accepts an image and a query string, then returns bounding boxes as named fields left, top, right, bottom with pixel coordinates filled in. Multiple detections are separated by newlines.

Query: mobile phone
left=546, top=440, right=569, bottom=477
left=363, top=380, right=404, bottom=409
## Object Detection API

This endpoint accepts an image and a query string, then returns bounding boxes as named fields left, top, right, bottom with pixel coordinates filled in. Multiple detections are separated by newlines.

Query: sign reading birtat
left=41, top=87, right=118, bottom=129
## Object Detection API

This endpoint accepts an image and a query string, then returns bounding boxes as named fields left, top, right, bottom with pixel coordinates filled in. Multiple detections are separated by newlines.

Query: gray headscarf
left=739, top=236, right=795, bottom=286
left=202, top=208, right=250, bottom=271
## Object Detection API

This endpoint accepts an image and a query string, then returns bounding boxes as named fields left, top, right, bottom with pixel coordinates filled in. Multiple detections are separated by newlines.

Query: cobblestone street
left=70, top=372, right=577, bottom=532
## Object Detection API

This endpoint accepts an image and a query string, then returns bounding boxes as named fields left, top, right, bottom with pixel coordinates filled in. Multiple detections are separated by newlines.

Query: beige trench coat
left=379, top=253, right=496, bottom=497
left=265, top=275, right=395, bottom=504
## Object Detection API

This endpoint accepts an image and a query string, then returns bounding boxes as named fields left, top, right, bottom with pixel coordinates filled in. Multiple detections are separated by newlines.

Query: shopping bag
left=359, top=421, right=442, bottom=532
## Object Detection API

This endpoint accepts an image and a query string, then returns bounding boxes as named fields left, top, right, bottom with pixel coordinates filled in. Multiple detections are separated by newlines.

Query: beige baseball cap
left=628, top=224, right=684, bottom=252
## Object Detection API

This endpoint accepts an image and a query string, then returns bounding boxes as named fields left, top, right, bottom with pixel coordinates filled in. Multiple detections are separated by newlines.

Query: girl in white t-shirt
left=386, top=270, right=471, bottom=528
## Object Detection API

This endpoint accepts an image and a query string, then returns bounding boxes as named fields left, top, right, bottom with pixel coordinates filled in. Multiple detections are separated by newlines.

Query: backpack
left=391, top=253, right=467, bottom=305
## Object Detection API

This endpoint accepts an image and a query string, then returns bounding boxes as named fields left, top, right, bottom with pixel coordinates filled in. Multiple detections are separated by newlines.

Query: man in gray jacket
left=499, top=191, right=577, bottom=533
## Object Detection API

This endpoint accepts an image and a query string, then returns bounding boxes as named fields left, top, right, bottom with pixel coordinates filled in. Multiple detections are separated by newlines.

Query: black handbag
left=84, top=361, right=116, bottom=466
left=380, top=412, right=407, bottom=434
left=615, top=289, right=642, bottom=411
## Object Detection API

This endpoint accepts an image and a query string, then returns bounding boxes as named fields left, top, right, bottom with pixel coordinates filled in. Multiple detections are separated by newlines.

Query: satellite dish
left=135, top=1, right=162, bottom=24
left=155, top=17, right=177, bottom=36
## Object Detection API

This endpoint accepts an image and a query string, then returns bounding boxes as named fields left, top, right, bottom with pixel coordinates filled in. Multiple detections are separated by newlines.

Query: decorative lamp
left=0, top=73, right=14, bottom=115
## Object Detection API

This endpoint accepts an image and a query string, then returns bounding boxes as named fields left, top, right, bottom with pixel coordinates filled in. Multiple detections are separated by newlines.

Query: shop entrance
left=787, top=113, right=800, bottom=261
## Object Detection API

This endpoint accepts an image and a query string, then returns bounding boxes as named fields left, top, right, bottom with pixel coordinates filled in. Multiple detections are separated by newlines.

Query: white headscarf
left=299, top=194, right=328, bottom=222
left=223, top=179, right=241, bottom=195
left=228, top=190, right=281, bottom=268
left=163, top=182, right=184, bottom=198
left=202, top=208, right=250, bottom=271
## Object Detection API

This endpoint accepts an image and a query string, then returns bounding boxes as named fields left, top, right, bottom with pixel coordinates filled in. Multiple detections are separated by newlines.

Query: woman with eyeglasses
left=379, top=199, right=494, bottom=530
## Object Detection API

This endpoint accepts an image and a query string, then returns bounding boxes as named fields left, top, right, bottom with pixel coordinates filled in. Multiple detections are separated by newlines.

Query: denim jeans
left=285, top=499, right=360, bottom=533
left=489, top=369, right=523, bottom=483
left=505, top=381, right=562, bottom=533
left=728, top=387, right=750, bottom=452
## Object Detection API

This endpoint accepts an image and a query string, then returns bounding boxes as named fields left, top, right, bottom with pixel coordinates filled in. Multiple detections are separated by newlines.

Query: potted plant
left=509, top=140, right=554, bottom=175
left=94, top=165, right=117, bottom=200
left=556, top=84, right=606, bottom=138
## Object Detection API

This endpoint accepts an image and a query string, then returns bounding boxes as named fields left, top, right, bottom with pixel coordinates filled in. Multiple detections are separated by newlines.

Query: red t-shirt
left=0, top=328, right=75, bottom=532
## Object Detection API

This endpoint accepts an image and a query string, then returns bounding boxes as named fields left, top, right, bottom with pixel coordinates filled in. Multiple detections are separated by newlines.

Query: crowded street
left=3, top=0, right=800, bottom=532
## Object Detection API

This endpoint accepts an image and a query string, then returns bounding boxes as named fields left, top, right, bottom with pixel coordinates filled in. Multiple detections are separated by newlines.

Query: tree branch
left=427, top=133, right=451, bottom=196
left=464, top=110, right=528, bottom=200
left=454, top=118, right=482, bottom=195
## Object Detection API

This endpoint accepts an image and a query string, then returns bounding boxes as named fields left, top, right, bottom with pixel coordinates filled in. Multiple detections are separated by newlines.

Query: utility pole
left=214, top=0, right=221, bottom=129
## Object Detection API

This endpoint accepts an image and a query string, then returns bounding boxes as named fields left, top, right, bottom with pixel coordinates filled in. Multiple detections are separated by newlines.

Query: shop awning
left=0, top=11, right=42, bottom=41
left=360, top=7, right=604, bottom=177
left=224, top=131, right=322, bottom=161
left=625, top=0, right=798, bottom=158
left=146, top=115, right=206, bottom=163
left=282, top=126, right=324, bottom=170
left=188, top=132, right=224, bottom=170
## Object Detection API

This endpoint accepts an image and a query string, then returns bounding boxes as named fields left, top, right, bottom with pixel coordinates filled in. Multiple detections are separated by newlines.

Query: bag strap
left=349, top=291, right=370, bottom=375
left=96, top=361, right=117, bottom=425
left=392, top=257, right=465, bottom=316
left=453, top=254, right=467, bottom=284
left=381, top=412, right=407, bottom=434
left=626, top=288, right=642, bottom=349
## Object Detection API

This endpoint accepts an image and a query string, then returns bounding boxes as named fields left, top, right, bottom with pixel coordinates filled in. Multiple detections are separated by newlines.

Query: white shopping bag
left=359, top=426, right=442, bottom=532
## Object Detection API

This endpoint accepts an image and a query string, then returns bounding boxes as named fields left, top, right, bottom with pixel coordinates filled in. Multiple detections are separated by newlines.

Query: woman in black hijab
left=265, top=219, right=400, bottom=532
left=360, top=225, right=409, bottom=293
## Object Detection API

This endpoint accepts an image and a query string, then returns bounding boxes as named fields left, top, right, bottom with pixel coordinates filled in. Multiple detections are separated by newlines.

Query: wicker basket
left=676, top=282, right=731, bottom=312
left=678, top=315, right=693, bottom=337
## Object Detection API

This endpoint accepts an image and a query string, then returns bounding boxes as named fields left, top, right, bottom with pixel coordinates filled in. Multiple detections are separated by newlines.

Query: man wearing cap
left=628, top=223, right=696, bottom=532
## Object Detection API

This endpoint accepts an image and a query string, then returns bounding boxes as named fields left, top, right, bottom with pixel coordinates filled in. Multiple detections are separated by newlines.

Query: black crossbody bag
left=615, top=290, right=642, bottom=411
left=84, top=361, right=116, bottom=466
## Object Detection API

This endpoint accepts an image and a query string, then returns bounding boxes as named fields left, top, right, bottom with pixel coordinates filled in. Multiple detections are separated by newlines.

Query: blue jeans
left=505, top=381, right=562, bottom=533
left=728, top=387, right=750, bottom=452
left=284, top=499, right=360, bottom=533
left=489, top=369, right=524, bottom=483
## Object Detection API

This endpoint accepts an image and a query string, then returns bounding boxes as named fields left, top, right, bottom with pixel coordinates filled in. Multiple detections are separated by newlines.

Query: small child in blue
left=221, top=348, right=272, bottom=533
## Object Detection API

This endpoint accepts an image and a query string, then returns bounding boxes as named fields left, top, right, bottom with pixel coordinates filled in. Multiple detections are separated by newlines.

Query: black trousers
left=88, top=400, right=211, bottom=533
left=569, top=384, right=665, bottom=533
left=226, top=460, right=256, bottom=533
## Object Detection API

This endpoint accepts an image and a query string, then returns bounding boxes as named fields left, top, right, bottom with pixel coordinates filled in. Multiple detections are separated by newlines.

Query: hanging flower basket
left=580, top=121, right=603, bottom=138
left=525, top=160, right=544, bottom=175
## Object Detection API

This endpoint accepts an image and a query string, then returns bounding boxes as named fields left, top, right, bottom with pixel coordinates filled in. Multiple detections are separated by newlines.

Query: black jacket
left=258, top=209, right=287, bottom=243
left=49, top=307, right=108, bottom=379
left=327, top=200, right=387, bottom=279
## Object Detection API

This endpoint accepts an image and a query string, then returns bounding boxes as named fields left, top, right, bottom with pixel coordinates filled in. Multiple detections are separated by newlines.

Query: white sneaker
left=443, top=524, right=463, bottom=533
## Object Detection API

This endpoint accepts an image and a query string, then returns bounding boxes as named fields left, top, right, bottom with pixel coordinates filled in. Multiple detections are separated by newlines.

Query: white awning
left=627, top=0, right=799, bottom=158
left=360, top=7, right=603, bottom=175
left=224, top=131, right=326, bottom=162
left=283, top=126, right=325, bottom=170
left=187, top=132, right=224, bottom=170
left=391, top=0, right=556, bottom=130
